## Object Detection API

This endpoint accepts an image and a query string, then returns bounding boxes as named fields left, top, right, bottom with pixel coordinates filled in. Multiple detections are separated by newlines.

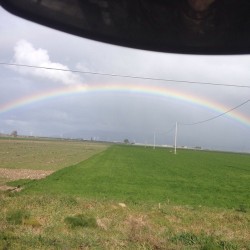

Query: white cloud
left=11, top=40, right=81, bottom=85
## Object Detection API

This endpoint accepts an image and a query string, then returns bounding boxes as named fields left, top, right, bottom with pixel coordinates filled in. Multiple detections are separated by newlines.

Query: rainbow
left=0, top=83, right=249, bottom=127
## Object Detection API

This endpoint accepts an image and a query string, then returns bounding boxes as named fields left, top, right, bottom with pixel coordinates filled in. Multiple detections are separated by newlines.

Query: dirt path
left=0, top=168, right=54, bottom=191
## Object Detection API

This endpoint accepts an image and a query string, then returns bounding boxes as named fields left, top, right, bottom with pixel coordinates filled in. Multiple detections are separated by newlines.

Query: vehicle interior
left=2, top=0, right=250, bottom=54
left=0, top=1, right=249, bottom=249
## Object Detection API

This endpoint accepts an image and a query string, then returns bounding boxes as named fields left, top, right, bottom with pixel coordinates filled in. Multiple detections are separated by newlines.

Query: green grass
left=64, top=214, right=97, bottom=228
left=1, top=143, right=249, bottom=249
left=170, top=232, right=239, bottom=249
left=21, top=145, right=250, bottom=209
left=6, top=209, right=30, bottom=225
left=0, top=193, right=249, bottom=250
left=0, top=138, right=108, bottom=170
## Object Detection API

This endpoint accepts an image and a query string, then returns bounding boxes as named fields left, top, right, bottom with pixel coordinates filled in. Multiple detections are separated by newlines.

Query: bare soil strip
left=0, top=168, right=54, bottom=190
left=0, top=185, right=20, bottom=191
left=0, top=168, right=54, bottom=180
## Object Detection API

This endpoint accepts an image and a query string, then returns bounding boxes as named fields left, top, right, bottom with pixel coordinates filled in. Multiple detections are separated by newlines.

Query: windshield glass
left=1, top=7, right=249, bottom=152
left=0, top=6, right=250, bottom=250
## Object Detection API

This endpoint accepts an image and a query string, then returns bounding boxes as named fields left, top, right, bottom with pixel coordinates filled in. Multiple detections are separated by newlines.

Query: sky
left=0, top=6, right=250, bottom=152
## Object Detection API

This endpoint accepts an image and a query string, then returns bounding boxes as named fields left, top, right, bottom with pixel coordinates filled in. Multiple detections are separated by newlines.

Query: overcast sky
left=0, top=6, right=250, bottom=152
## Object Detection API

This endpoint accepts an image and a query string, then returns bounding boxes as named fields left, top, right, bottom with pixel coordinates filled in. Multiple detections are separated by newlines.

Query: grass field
left=0, top=141, right=249, bottom=249
left=19, top=145, right=250, bottom=209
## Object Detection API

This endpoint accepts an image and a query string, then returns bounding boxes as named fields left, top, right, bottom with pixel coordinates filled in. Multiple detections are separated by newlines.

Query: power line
left=157, top=125, right=176, bottom=136
left=1, top=62, right=249, bottom=131
left=165, top=125, right=176, bottom=135
left=173, top=100, right=249, bottom=154
left=1, top=62, right=250, bottom=89
left=179, top=99, right=250, bottom=126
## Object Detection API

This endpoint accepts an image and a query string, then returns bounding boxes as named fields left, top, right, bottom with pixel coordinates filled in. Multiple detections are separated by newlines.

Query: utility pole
left=174, top=122, right=178, bottom=154
left=153, top=132, right=156, bottom=149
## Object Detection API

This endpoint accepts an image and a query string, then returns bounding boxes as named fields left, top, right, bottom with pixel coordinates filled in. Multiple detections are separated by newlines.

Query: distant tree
left=11, top=130, right=18, bottom=137
left=124, top=139, right=129, bottom=144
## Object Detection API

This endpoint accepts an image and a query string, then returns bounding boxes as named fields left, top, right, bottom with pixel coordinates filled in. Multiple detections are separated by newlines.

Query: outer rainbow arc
left=0, top=83, right=249, bottom=127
